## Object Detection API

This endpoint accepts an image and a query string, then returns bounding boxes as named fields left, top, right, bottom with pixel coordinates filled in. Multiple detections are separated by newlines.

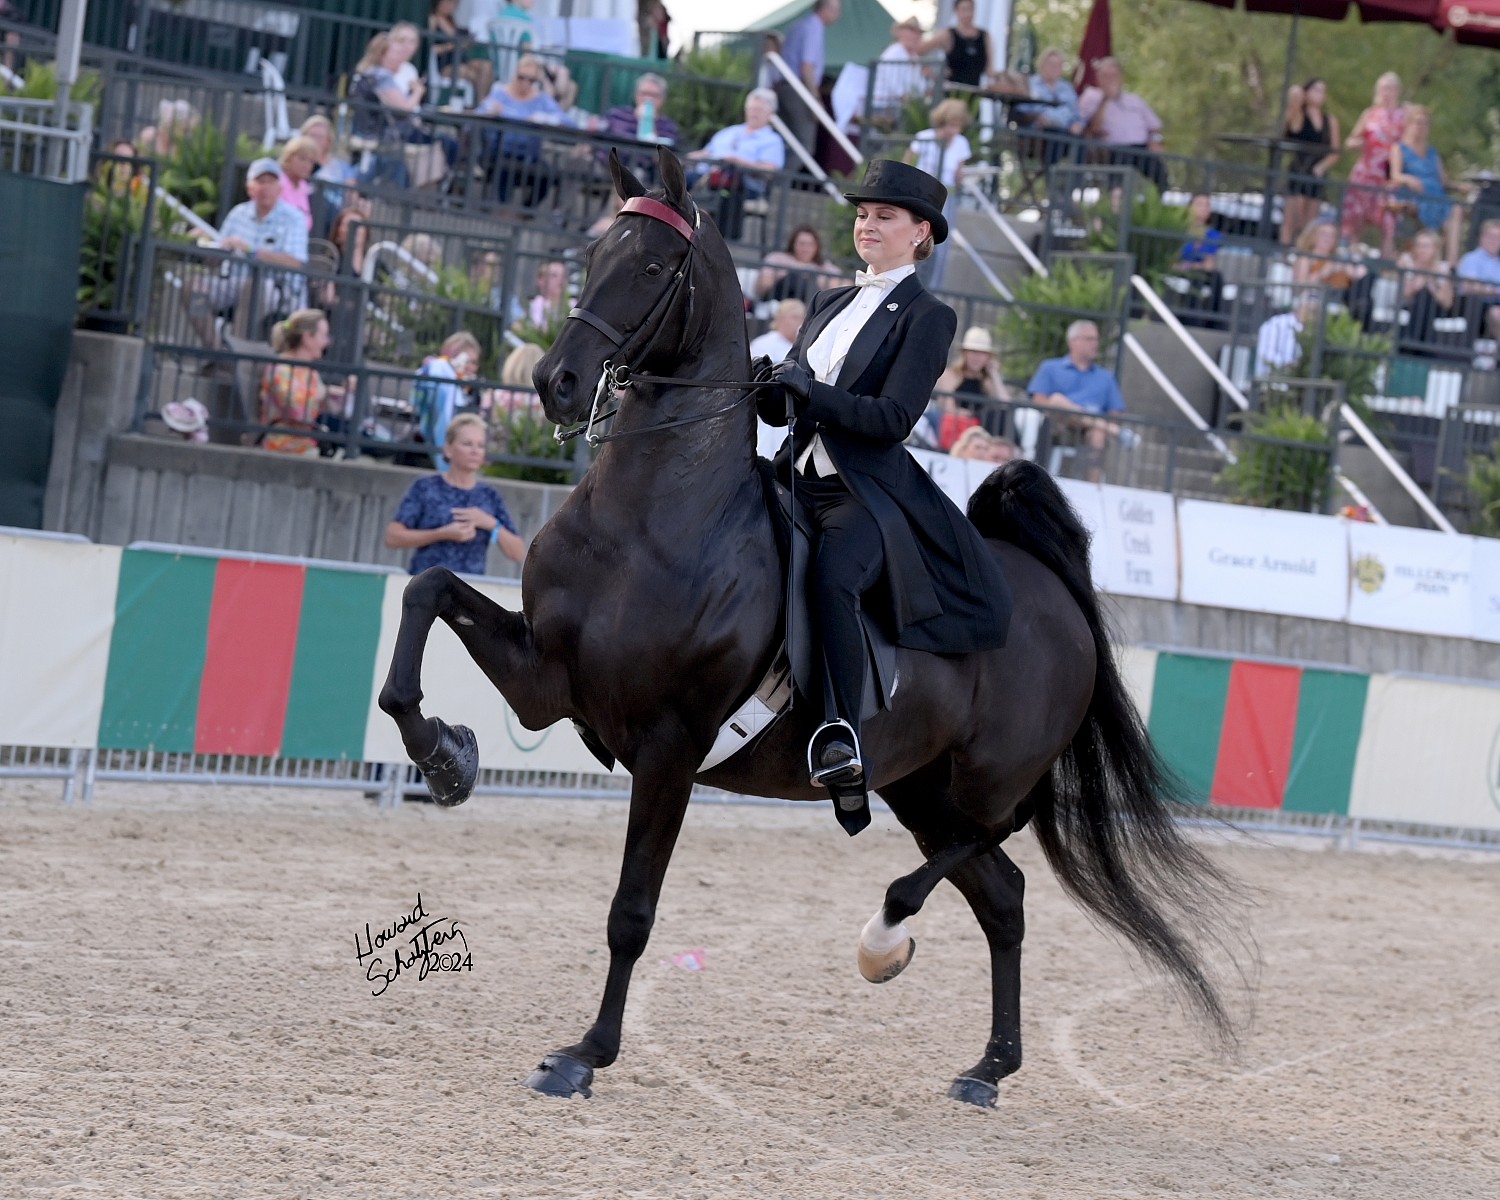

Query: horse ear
left=610, top=149, right=647, bottom=201
left=659, top=147, right=688, bottom=207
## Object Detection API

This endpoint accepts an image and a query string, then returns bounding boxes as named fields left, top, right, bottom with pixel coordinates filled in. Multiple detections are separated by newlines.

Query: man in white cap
left=192, top=157, right=310, bottom=337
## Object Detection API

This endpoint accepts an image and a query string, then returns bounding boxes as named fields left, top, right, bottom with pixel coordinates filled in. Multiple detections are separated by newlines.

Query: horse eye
left=644, top=262, right=664, bottom=277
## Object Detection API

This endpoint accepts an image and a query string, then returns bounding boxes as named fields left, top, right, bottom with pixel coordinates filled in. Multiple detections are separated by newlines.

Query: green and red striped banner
left=1146, top=652, right=1370, bottom=814
left=98, top=550, right=385, bottom=758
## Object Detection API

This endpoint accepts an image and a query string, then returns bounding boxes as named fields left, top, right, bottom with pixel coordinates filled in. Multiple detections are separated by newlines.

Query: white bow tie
left=854, top=269, right=892, bottom=289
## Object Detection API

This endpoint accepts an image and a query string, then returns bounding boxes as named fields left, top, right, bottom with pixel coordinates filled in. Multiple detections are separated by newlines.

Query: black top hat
left=842, top=159, right=948, bottom=244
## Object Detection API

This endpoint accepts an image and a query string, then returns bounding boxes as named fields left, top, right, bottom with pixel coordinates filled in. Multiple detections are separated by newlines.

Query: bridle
left=555, top=195, right=774, bottom=446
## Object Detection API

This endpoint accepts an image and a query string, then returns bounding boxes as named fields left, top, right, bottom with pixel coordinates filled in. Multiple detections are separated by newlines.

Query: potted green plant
left=996, top=261, right=1122, bottom=381
left=1218, top=403, right=1334, bottom=512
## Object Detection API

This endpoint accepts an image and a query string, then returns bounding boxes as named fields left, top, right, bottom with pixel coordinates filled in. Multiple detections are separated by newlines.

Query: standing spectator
left=638, top=0, right=670, bottom=58
left=386, top=413, right=525, bottom=573
left=1457, top=218, right=1500, bottom=342
left=872, top=18, right=927, bottom=123
left=753, top=225, right=844, bottom=306
left=1390, top=106, right=1461, bottom=265
left=430, top=0, right=494, bottom=102
left=906, top=99, right=971, bottom=290
left=1342, top=72, right=1406, bottom=257
left=601, top=73, right=679, bottom=147
left=1026, top=319, right=1125, bottom=480
left=277, top=136, right=321, bottom=234
left=1079, top=57, right=1167, bottom=193
left=260, top=309, right=339, bottom=456
left=193, top=159, right=310, bottom=338
left=776, top=0, right=840, bottom=161
left=1282, top=79, right=1341, bottom=247
left=749, top=298, right=806, bottom=362
left=1022, top=48, right=1083, bottom=144
left=920, top=0, right=995, bottom=91
left=414, top=330, right=489, bottom=467
left=137, top=99, right=199, bottom=160
left=688, top=88, right=785, bottom=240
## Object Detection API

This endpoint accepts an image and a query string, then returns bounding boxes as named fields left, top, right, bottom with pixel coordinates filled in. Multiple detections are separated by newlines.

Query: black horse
left=379, top=149, right=1241, bottom=1107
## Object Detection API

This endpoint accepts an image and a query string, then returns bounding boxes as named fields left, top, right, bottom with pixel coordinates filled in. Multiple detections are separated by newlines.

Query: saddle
left=569, top=460, right=899, bottom=778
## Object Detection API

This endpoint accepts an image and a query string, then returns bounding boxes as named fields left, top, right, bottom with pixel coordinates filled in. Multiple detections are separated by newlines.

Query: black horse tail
left=968, top=461, right=1245, bottom=1046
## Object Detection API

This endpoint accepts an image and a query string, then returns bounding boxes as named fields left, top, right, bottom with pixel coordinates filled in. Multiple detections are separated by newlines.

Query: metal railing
left=0, top=93, right=92, bottom=182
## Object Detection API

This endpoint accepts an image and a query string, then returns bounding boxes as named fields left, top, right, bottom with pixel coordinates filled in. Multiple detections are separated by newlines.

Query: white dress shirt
left=797, top=263, right=916, bottom=477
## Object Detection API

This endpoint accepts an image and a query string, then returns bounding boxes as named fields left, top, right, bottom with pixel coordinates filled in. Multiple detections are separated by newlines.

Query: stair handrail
left=1122, top=332, right=1235, bottom=461
left=961, top=175, right=1048, bottom=278
left=1339, top=402, right=1456, bottom=533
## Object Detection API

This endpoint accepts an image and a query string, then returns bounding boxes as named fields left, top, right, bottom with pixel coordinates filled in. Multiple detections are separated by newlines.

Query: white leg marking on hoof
left=860, top=909, right=910, bottom=955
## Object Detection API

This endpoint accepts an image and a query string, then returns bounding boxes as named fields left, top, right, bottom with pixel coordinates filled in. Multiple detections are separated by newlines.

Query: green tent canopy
left=750, top=0, right=903, bottom=71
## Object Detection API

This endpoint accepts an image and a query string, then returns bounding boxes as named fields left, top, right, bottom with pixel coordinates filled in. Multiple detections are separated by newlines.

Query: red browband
left=619, top=196, right=697, bottom=243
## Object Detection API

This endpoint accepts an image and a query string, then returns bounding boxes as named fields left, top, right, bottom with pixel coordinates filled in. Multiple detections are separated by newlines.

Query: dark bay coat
left=757, top=273, right=1012, bottom=654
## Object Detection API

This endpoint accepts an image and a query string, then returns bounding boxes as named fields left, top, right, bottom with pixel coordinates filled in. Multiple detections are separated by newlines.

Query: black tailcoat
left=758, top=274, right=1012, bottom=654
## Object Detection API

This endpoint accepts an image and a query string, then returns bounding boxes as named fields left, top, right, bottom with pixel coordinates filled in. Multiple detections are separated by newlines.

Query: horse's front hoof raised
left=524, top=1052, right=594, bottom=1099
left=416, top=720, right=478, bottom=807
left=857, top=935, right=915, bottom=984
left=946, top=1075, right=998, bottom=1108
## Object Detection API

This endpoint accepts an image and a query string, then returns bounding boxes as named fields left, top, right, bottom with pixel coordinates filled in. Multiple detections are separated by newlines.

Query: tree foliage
left=1016, top=1, right=1500, bottom=173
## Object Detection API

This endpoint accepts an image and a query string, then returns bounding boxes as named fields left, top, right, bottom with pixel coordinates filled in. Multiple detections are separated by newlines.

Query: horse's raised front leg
left=377, top=567, right=560, bottom=806
left=526, top=745, right=696, bottom=1099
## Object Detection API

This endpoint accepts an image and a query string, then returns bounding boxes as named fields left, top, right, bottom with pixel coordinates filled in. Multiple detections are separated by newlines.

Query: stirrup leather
left=807, top=719, right=863, bottom=788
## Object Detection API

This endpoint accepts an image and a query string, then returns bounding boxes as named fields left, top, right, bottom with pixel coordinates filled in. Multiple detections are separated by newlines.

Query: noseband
left=556, top=196, right=770, bottom=446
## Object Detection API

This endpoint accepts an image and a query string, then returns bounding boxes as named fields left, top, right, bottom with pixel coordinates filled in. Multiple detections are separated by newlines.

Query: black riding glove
left=770, top=359, right=814, bottom=409
left=750, top=354, right=775, bottom=384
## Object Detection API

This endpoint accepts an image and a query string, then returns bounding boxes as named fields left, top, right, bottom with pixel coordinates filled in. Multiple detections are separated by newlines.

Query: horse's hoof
left=857, top=935, right=915, bottom=984
left=416, top=720, right=478, bottom=807
left=947, top=1075, right=998, bottom=1108
left=524, top=1052, right=594, bottom=1099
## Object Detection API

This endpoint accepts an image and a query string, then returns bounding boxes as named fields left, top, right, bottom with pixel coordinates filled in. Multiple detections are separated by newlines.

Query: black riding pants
left=799, top=473, right=884, bottom=736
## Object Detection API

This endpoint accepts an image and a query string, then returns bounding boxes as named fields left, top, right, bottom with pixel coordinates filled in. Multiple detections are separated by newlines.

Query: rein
left=554, top=195, right=777, bottom=447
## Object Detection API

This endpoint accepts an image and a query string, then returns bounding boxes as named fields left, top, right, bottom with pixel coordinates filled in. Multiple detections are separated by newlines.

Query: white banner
left=1177, top=500, right=1349, bottom=621
left=1055, top=478, right=1108, bottom=591
left=1473, top=536, right=1500, bottom=644
left=1098, top=485, right=1179, bottom=600
left=1347, top=523, right=1477, bottom=639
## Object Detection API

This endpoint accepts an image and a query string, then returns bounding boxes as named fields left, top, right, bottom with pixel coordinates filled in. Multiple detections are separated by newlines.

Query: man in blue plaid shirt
left=191, top=158, right=309, bottom=338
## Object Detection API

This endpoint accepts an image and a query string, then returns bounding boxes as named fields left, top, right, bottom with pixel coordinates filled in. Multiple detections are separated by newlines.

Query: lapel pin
left=886, top=302, right=898, bottom=311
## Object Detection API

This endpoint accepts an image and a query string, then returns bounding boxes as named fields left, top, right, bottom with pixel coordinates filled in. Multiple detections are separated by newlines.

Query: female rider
left=758, top=160, right=1012, bottom=811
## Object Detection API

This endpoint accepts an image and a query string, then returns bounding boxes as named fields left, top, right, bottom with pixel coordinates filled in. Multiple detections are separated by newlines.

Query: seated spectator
left=1457, top=218, right=1500, bottom=341
left=396, top=232, right=443, bottom=290
left=1397, top=227, right=1458, bottom=354
left=1169, top=193, right=1226, bottom=322
left=278, top=136, right=321, bottom=233
left=753, top=225, right=844, bottom=306
left=329, top=191, right=372, bottom=275
left=300, top=115, right=359, bottom=214
left=137, top=98, right=199, bottom=160
left=1026, top=319, right=1126, bottom=480
left=1254, top=291, right=1321, bottom=378
left=936, top=326, right=1009, bottom=402
left=1291, top=220, right=1366, bottom=301
left=1021, top=48, right=1084, bottom=149
left=871, top=18, right=927, bottom=123
left=749, top=298, right=806, bottom=363
left=414, top=330, right=490, bottom=467
left=1389, top=106, right=1461, bottom=265
left=687, top=88, right=785, bottom=240
left=429, top=0, right=493, bottom=102
left=587, top=191, right=625, bottom=240
left=349, top=24, right=454, bottom=188
left=949, top=426, right=1018, bottom=464
left=260, top=308, right=340, bottom=456
left=476, top=53, right=571, bottom=204
left=600, top=72, right=679, bottom=148
left=523, top=259, right=570, bottom=328
left=906, top=98, right=970, bottom=289
left=192, top=159, right=310, bottom=339
left=1079, top=57, right=1167, bottom=193
left=386, top=412, right=525, bottom=574
left=495, top=341, right=547, bottom=421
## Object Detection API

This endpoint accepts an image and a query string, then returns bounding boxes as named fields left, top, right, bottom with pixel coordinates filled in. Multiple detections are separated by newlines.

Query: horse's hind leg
left=378, top=567, right=555, bottom=806
left=881, top=770, right=1028, bottom=1109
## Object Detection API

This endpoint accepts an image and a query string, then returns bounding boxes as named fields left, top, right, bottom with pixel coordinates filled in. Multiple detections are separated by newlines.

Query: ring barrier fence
left=4, top=526, right=1500, bottom=850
